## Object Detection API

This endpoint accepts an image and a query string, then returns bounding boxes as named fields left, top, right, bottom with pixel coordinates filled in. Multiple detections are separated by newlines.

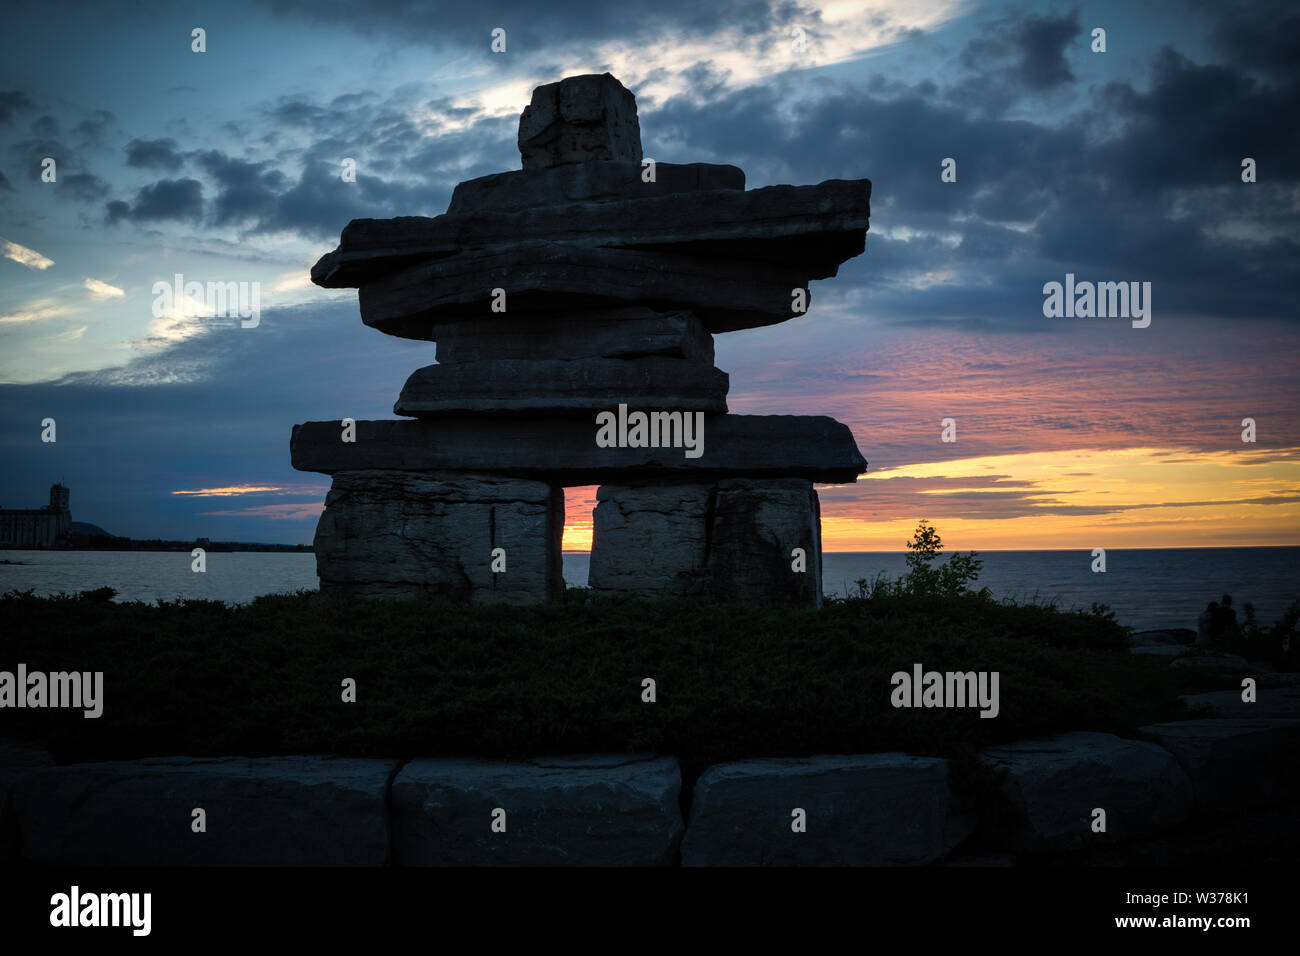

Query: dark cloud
left=1094, top=49, right=1300, bottom=193
left=195, top=150, right=287, bottom=225
left=62, top=171, right=110, bottom=202
left=104, top=199, right=130, bottom=223
left=31, top=115, right=59, bottom=138
left=72, top=110, right=115, bottom=146
left=1206, top=0, right=1300, bottom=77
left=675, top=62, right=734, bottom=102
left=254, top=157, right=446, bottom=239
left=132, top=177, right=204, bottom=220
left=5, top=137, right=65, bottom=175
left=1, top=131, right=110, bottom=204
left=0, top=90, right=34, bottom=124
left=94, top=82, right=510, bottom=237
left=269, top=100, right=328, bottom=128
left=1012, top=11, right=1080, bottom=90
left=106, top=177, right=204, bottom=223
left=212, top=88, right=515, bottom=236
left=955, top=9, right=1082, bottom=111
left=125, top=137, right=184, bottom=171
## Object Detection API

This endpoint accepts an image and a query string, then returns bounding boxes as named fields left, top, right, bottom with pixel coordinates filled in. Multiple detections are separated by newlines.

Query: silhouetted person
left=1209, top=594, right=1237, bottom=641
left=1197, top=601, right=1218, bottom=644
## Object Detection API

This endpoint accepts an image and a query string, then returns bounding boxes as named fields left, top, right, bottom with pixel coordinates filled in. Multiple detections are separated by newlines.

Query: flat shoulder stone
left=357, top=242, right=807, bottom=339
left=313, top=178, right=867, bottom=289
left=290, top=414, right=868, bottom=484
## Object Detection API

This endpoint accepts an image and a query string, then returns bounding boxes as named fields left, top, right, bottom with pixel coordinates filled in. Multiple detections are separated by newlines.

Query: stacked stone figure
left=293, top=73, right=870, bottom=606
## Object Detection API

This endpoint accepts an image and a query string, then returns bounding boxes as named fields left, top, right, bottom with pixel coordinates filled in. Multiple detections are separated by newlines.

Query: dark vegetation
left=2, top=523, right=1288, bottom=802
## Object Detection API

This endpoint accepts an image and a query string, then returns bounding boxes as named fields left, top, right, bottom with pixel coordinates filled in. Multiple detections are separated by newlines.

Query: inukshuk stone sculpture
left=292, top=73, right=869, bottom=606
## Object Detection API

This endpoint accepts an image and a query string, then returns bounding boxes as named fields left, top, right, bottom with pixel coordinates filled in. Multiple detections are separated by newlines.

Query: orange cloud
left=817, top=445, right=1300, bottom=550
left=172, top=484, right=326, bottom=497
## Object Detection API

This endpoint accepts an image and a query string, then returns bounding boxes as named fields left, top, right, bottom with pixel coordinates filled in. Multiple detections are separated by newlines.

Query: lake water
left=1, top=547, right=1296, bottom=632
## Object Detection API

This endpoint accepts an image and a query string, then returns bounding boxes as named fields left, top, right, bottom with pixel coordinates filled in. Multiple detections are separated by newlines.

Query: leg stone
left=589, top=478, right=822, bottom=606
left=314, top=470, right=563, bottom=604
left=706, top=478, right=823, bottom=608
left=588, top=482, right=714, bottom=595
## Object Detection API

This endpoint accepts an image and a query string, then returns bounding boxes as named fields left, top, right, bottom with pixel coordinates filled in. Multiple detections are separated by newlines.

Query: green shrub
left=850, top=520, right=989, bottom=600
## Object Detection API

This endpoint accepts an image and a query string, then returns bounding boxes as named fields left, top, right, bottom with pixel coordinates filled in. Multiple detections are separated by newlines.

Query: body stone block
left=589, top=478, right=822, bottom=606
left=314, top=470, right=563, bottom=604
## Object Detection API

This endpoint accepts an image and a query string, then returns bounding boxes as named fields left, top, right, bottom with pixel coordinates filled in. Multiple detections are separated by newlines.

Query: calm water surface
left=2, top=547, right=1295, bottom=631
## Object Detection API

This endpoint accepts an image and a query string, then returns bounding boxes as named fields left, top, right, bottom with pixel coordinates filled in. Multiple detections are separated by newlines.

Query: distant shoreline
left=0, top=543, right=313, bottom=553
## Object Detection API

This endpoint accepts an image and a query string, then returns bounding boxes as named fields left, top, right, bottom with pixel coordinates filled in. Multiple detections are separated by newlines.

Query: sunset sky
left=1, top=0, right=1296, bottom=551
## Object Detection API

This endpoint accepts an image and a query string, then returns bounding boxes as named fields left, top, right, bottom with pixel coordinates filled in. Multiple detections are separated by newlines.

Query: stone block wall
left=7, top=715, right=1297, bottom=866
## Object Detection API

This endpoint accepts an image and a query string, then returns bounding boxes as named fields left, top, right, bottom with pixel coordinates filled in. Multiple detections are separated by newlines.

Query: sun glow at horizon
left=559, top=446, right=1300, bottom=552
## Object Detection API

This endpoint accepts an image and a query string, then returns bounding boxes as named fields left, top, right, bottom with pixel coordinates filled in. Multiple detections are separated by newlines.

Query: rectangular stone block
left=447, top=160, right=744, bottom=216
left=357, top=242, right=807, bottom=339
left=394, top=357, right=728, bottom=417
left=588, top=482, right=714, bottom=593
left=391, top=754, right=683, bottom=866
left=704, top=478, right=823, bottom=607
left=681, top=754, right=973, bottom=866
left=290, top=415, right=868, bottom=484
left=313, top=179, right=869, bottom=289
left=978, top=732, right=1194, bottom=853
left=589, top=478, right=822, bottom=606
left=1139, top=718, right=1300, bottom=816
left=10, top=756, right=396, bottom=866
left=314, top=470, right=564, bottom=604
left=432, top=308, right=714, bottom=364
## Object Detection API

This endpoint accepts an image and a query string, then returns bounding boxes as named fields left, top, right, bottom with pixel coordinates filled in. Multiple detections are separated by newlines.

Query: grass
left=0, top=585, right=1245, bottom=795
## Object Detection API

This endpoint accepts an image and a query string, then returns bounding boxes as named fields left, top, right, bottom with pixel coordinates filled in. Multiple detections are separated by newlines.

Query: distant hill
left=69, top=521, right=115, bottom=538
left=55, top=527, right=313, bottom=552
left=13, top=521, right=312, bottom=552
